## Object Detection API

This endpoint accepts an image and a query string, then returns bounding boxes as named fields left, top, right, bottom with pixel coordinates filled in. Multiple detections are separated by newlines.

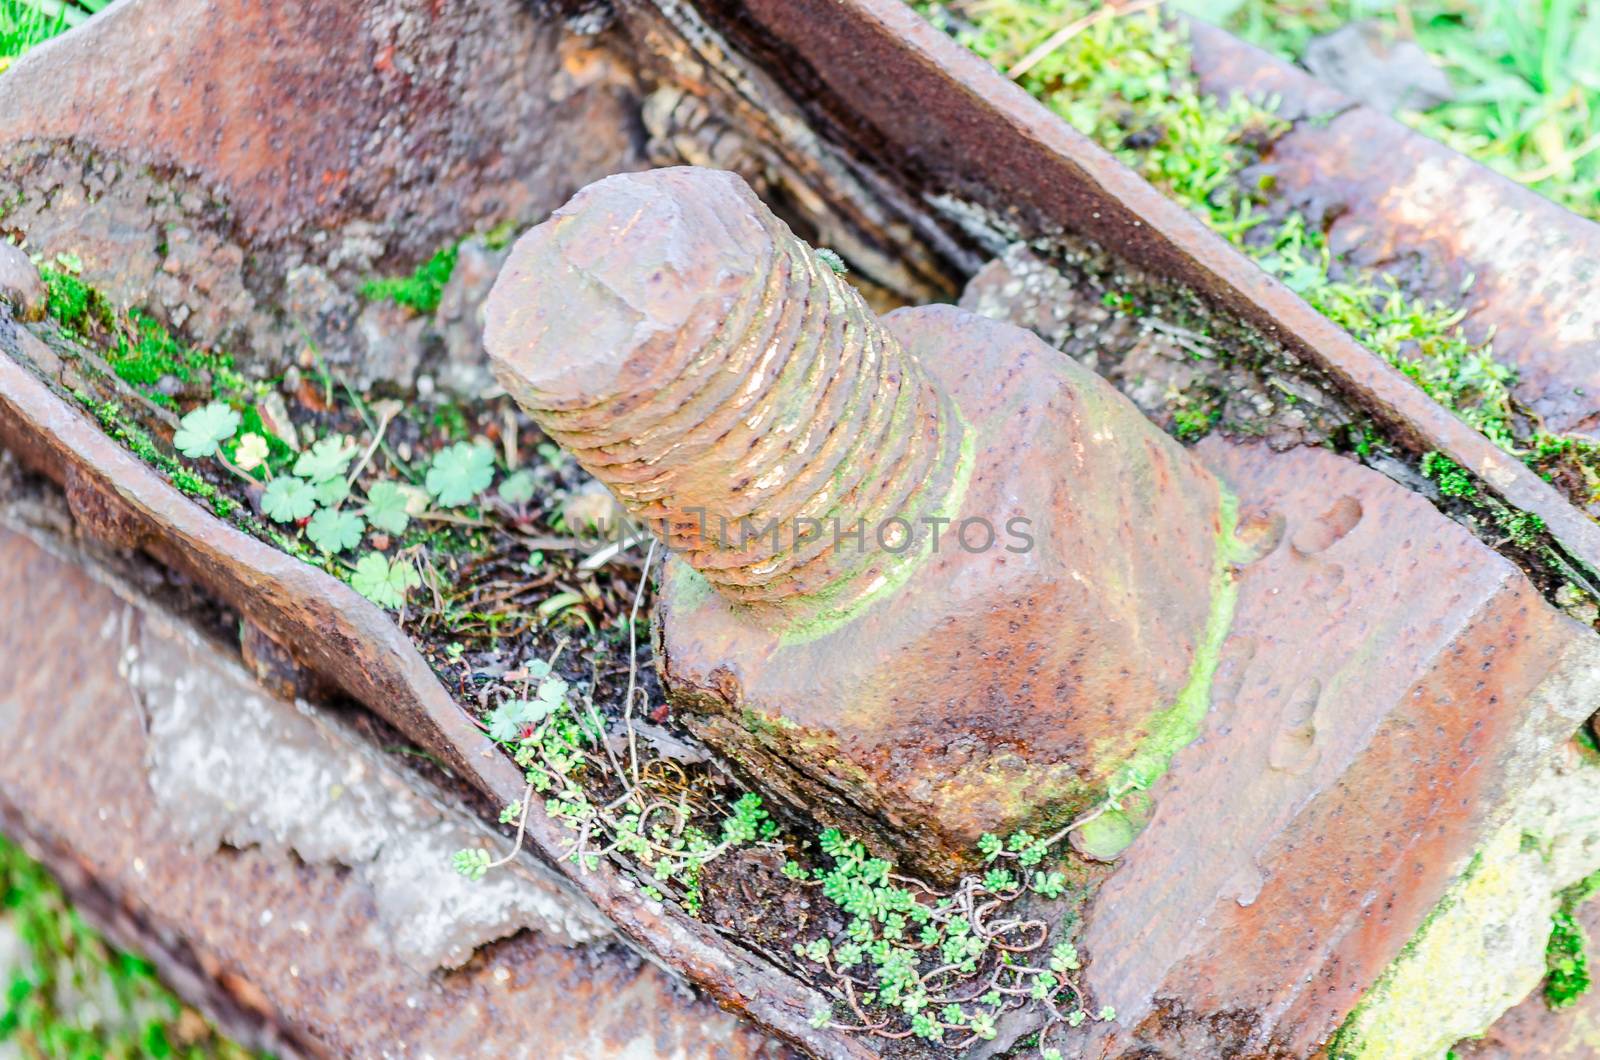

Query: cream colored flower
left=235, top=432, right=269, bottom=471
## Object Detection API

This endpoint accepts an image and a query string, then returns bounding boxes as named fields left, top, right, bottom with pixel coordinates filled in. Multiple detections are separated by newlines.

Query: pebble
left=0, top=243, right=46, bottom=322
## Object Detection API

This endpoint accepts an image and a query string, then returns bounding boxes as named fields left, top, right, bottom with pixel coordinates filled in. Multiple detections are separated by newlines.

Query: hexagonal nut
left=659, top=307, right=1234, bottom=880
left=0, top=243, right=47, bottom=322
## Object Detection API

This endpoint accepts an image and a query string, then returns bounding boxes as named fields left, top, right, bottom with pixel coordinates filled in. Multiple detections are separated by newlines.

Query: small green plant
left=292, top=435, right=357, bottom=483
left=262, top=477, right=317, bottom=522
left=362, top=479, right=416, bottom=534
left=451, top=848, right=493, bottom=882
left=306, top=507, right=366, bottom=553
left=361, top=242, right=459, bottom=315
left=172, top=403, right=241, bottom=459
left=350, top=551, right=421, bottom=608
left=425, top=441, right=496, bottom=507
left=790, top=816, right=1115, bottom=1051
left=1421, top=451, right=1478, bottom=498
left=498, top=469, right=536, bottom=506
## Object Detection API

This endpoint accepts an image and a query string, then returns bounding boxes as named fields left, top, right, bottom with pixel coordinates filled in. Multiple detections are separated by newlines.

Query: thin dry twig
left=1006, top=0, right=1163, bottom=81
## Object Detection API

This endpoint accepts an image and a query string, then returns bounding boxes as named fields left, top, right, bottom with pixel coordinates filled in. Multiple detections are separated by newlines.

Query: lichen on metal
left=1330, top=746, right=1600, bottom=1058
left=134, top=611, right=610, bottom=971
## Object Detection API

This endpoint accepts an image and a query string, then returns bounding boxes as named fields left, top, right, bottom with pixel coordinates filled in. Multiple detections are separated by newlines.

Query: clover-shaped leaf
left=350, top=552, right=420, bottom=608
left=425, top=442, right=495, bottom=507
left=498, top=469, right=536, bottom=505
left=306, top=507, right=366, bottom=553
left=172, top=403, right=240, bottom=458
left=363, top=480, right=415, bottom=534
left=533, top=676, right=569, bottom=710
left=261, top=476, right=318, bottom=522
left=314, top=475, right=350, bottom=507
left=485, top=701, right=526, bottom=742
left=292, top=435, right=357, bottom=483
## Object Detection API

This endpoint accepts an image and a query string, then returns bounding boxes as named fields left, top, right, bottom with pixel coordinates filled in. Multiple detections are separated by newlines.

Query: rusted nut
left=485, top=168, right=1235, bottom=878
left=0, top=243, right=47, bottom=323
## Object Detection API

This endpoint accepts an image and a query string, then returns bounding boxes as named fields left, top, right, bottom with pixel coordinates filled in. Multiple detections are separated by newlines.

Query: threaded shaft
left=484, top=167, right=966, bottom=613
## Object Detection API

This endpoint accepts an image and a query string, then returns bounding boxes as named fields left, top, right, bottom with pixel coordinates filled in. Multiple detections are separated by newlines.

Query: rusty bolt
left=484, top=167, right=967, bottom=625
left=485, top=167, right=1235, bottom=878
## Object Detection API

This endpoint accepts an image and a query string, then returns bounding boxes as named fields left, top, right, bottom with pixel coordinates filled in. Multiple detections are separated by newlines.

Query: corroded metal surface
left=486, top=169, right=1229, bottom=877
left=0, top=0, right=637, bottom=252
left=0, top=338, right=859, bottom=1059
left=0, top=0, right=646, bottom=373
left=644, top=0, right=1600, bottom=578
left=1187, top=20, right=1600, bottom=443
left=486, top=168, right=968, bottom=606
left=0, top=521, right=787, bottom=1059
left=4, top=0, right=1600, bottom=1054
left=1077, top=439, right=1600, bottom=1056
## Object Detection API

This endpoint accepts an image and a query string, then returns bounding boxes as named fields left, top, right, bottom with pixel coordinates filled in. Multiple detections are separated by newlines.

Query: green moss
left=1422, top=451, right=1478, bottom=498
left=1546, top=868, right=1600, bottom=1008
left=40, top=267, right=113, bottom=334
left=361, top=242, right=459, bottom=315
left=104, top=310, right=249, bottom=408
left=1171, top=403, right=1218, bottom=441
left=1545, top=908, right=1591, bottom=1007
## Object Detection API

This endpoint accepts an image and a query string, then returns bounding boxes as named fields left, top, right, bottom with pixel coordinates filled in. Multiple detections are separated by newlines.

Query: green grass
left=1187, top=0, right=1600, bottom=222
left=2, top=835, right=258, bottom=1059
left=0, top=0, right=110, bottom=71
left=0, top=0, right=67, bottom=69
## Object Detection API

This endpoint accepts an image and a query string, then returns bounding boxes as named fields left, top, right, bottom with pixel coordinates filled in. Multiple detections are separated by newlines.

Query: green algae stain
left=1082, top=488, right=1241, bottom=859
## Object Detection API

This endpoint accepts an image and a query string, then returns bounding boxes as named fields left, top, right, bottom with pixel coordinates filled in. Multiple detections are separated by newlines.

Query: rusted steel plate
left=1075, top=439, right=1600, bottom=1055
left=1187, top=21, right=1600, bottom=442
left=0, top=339, right=857, bottom=1058
left=651, top=0, right=1600, bottom=576
left=0, top=521, right=786, bottom=1059
left=0, top=0, right=638, bottom=254
left=0, top=0, right=647, bottom=378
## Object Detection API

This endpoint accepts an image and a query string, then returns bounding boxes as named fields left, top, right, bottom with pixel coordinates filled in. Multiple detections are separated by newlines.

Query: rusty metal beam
left=0, top=513, right=787, bottom=1059
left=1186, top=21, right=1600, bottom=446
left=0, top=333, right=858, bottom=1058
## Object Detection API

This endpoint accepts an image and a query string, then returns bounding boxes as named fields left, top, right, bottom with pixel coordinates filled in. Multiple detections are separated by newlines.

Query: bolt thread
left=486, top=168, right=967, bottom=611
